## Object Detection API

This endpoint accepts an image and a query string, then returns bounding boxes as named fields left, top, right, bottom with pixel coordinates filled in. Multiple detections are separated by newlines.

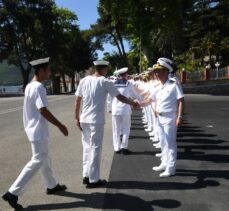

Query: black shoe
left=83, top=177, right=89, bottom=185
left=46, top=184, right=67, bottom=195
left=86, top=179, right=107, bottom=188
left=1, top=192, right=23, bottom=210
left=122, top=149, right=131, bottom=155
left=115, top=150, right=121, bottom=154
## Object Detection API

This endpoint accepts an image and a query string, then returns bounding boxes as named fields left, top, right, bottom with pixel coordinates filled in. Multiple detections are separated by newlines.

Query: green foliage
left=0, top=0, right=95, bottom=89
left=95, top=0, right=228, bottom=73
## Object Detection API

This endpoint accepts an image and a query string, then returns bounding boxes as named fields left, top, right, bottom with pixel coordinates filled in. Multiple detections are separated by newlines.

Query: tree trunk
left=110, top=33, right=123, bottom=57
left=116, top=30, right=128, bottom=66
left=71, top=73, right=75, bottom=92
left=19, top=63, right=31, bottom=91
left=61, top=73, right=67, bottom=92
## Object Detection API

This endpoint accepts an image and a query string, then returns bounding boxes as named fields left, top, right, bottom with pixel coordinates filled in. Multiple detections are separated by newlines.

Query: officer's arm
left=116, top=94, right=139, bottom=107
left=75, top=96, right=83, bottom=131
left=177, top=97, right=184, bottom=118
left=176, top=97, right=184, bottom=127
left=39, top=107, right=68, bottom=136
left=139, top=97, right=153, bottom=107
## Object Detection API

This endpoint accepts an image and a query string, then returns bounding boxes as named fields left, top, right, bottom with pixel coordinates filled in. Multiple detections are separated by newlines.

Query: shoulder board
left=169, top=79, right=176, bottom=83
left=114, top=80, right=129, bottom=87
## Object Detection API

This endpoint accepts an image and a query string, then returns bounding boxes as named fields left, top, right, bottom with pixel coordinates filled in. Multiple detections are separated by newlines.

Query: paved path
left=0, top=94, right=229, bottom=211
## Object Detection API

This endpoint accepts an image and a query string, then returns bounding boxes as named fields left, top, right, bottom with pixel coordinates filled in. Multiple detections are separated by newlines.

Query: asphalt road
left=0, top=94, right=229, bottom=211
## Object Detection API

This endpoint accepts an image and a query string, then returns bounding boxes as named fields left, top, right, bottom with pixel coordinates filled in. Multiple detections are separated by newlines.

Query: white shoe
left=155, top=153, right=162, bottom=157
left=152, top=137, right=159, bottom=143
left=145, top=128, right=152, bottom=132
left=153, top=143, right=160, bottom=147
left=148, top=132, right=154, bottom=137
left=152, top=164, right=166, bottom=172
left=159, top=170, right=176, bottom=177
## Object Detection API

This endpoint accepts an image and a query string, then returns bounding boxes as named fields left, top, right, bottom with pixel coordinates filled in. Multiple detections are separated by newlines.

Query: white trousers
left=157, top=115, right=177, bottom=172
left=145, top=105, right=153, bottom=130
left=112, top=115, right=131, bottom=151
left=9, top=140, right=57, bottom=196
left=81, top=123, right=104, bottom=183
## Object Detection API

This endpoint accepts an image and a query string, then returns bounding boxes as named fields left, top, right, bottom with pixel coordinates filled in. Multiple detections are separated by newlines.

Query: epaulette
left=114, top=79, right=129, bottom=87
left=169, top=78, right=176, bottom=83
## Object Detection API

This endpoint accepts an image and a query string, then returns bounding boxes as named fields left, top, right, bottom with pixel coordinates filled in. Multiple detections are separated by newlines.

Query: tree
left=0, top=0, right=57, bottom=89
left=91, top=0, right=130, bottom=66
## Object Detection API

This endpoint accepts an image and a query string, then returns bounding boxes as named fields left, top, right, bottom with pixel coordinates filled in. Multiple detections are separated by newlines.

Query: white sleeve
left=35, top=86, right=48, bottom=109
left=75, top=79, right=83, bottom=97
left=104, top=80, right=120, bottom=97
left=129, top=84, right=142, bottom=100
left=176, top=84, right=184, bottom=100
left=106, top=94, right=113, bottom=112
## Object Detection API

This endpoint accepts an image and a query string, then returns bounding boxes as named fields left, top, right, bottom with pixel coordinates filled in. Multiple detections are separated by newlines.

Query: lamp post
left=215, top=62, right=220, bottom=79
left=206, top=64, right=211, bottom=70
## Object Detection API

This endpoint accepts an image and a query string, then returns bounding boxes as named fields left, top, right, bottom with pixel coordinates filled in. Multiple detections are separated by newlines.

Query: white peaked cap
left=147, top=67, right=154, bottom=72
left=157, top=59, right=173, bottom=72
left=117, top=67, right=128, bottom=75
left=93, top=60, right=109, bottom=66
left=158, top=57, right=173, bottom=65
left=113, top=70, right=118, bottom=76
left=29, top=57, right=50, bottom=66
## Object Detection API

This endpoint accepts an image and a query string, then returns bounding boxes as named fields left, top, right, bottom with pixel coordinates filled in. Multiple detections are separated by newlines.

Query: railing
left=209, top=67, right=227, bottom=80
left=186, top=71, right=204, bottom=82
left=182, top=66, right=228, bottom=83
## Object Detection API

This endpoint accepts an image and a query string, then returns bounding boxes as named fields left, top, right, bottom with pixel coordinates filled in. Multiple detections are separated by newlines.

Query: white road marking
left=206, top=125, right=214, bottom=128
left=0, top=96, right=71, bottom=115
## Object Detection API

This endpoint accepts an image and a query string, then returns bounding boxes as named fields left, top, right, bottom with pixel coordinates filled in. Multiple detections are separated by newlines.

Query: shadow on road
left=23, top=191, right=181, bottom=211
left=177, top=118, right=229, bottom=164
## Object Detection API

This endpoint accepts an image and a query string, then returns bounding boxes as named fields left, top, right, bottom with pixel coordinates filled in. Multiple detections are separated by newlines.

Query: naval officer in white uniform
left=152, top=58, right=184, bottom=177
left=75, top=61, right=139, bottom=188
left=2, top=58, right=68, bottom=210
left=111, top=67, right=140, bottom=155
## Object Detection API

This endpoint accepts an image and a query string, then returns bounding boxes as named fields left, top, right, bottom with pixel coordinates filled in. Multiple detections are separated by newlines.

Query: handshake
left=132, top=99, right=144, bottom=109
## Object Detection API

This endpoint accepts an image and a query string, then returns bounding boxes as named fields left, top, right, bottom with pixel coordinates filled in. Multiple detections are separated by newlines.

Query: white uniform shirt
left=149, top=80, right=161, bottom=109
left=75, top=75, right=119, bottom=124
left=111, top=80, right=138, bottom=116
left=156, top=79, right=184, bottom=115
left=23, top=81, right=49, bottom=142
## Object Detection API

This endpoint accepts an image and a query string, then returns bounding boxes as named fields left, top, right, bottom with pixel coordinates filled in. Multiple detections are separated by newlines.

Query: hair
left=33, top=63, right=49, bottom=75
left=119, top=72, right=128, bottom=77
left=95, top=65, right=108, bottom=72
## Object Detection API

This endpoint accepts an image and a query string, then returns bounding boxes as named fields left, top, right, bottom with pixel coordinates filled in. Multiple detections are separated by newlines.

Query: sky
left=55, top=0, right=129, bottom=59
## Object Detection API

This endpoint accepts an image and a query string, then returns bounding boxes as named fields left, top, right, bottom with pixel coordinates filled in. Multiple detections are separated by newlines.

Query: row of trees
left=91, top=0, right=229, bottom=73
left=0, top=0, right=99, bottom=91
left=1, top=0, right=228, bottom=90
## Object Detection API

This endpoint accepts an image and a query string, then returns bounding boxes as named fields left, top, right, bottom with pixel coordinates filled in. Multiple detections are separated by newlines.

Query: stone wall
left=182, top=79, right=229, bottom=95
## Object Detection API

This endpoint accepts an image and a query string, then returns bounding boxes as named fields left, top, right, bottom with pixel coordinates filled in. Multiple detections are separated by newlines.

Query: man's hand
left=76, top=119, right=83, bottom=131
left=176, top=118, right=182, bottom=127
left=58, top=124, right=69, bottom=136
left=39, top=107, right=68, bottom=136
left=133, top=100, right=140, bottom=109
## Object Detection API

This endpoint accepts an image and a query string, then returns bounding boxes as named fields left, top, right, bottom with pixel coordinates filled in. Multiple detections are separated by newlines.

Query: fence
left=186, top=71, right=204, bottom=82
left=209, top=67, right=227, bottom=80
left=181, top=66, right=229, bottom=83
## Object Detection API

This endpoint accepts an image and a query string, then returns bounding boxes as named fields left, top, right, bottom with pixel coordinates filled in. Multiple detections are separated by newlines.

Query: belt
left=155, top=111, right=176, bottom=117
left=155, top=111, right=163, bottom=117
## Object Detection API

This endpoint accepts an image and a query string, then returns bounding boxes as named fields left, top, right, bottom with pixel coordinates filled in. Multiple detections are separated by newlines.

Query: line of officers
left=2, top=57, right=184, bottom=210
left=106, top=57, right=184, bottom=179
